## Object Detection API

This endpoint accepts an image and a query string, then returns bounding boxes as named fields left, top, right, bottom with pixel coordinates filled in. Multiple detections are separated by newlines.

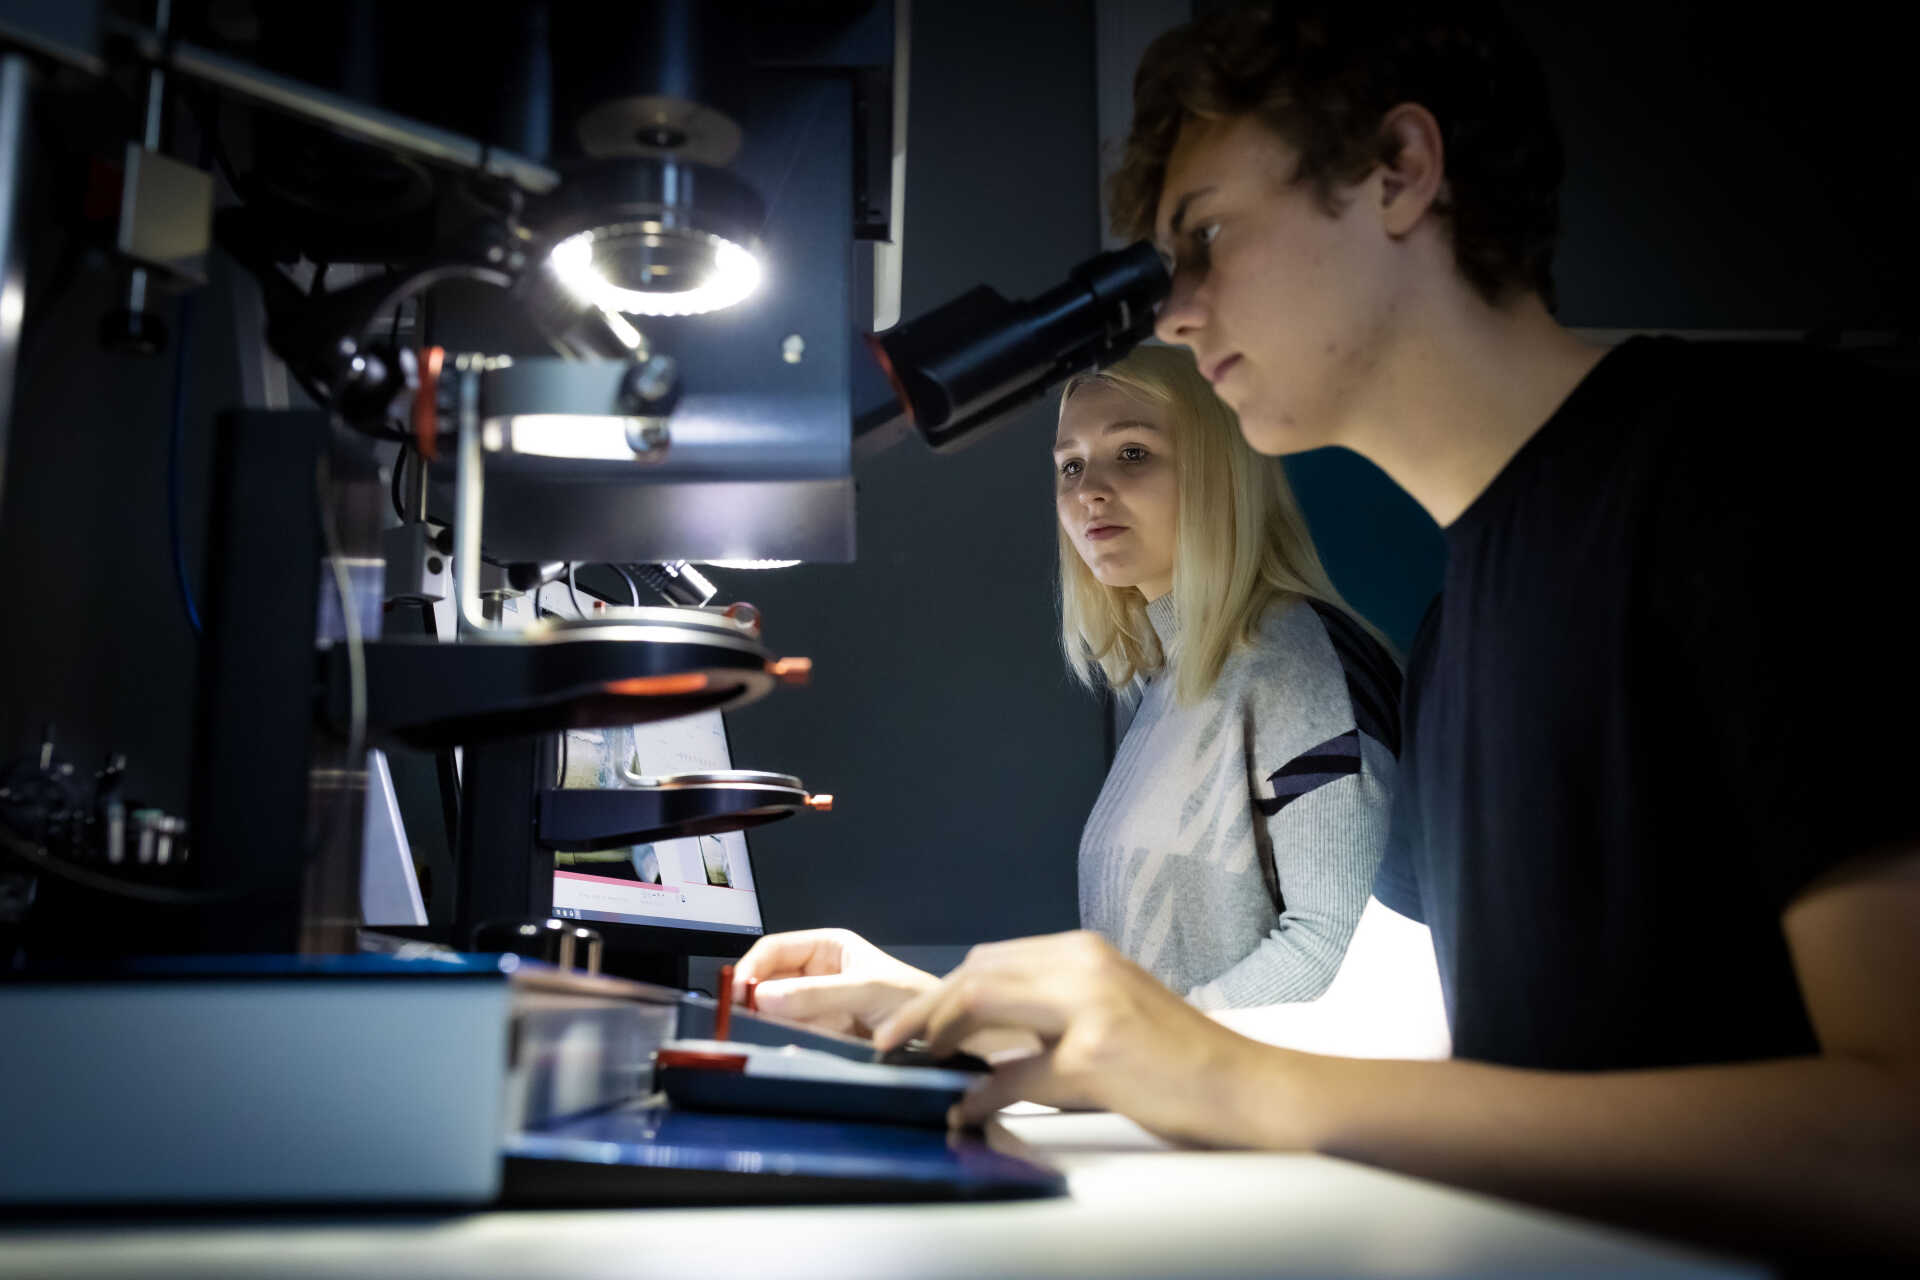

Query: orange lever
left=413, top=346, right=445, bottom=461
left=716, top=964, right=735, bottom=1041
left=767, top=657, right=812, bottom=686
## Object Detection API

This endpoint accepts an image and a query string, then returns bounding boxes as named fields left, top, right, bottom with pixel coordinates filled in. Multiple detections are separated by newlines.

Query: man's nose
left=1154, top=271, right=1204, bottom=347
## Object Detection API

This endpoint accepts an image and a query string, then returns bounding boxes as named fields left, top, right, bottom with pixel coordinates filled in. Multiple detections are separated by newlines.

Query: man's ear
left=1376, top=103, right=1446, bottom=238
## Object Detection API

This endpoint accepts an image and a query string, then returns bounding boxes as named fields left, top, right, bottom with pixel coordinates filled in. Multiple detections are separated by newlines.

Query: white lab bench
left=0, top=1110, right=1762, bottom=1279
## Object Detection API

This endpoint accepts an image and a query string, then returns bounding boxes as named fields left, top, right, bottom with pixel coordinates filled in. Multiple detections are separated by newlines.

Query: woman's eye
left=1118, top=445, right=1149, bottom=463
left=1058, top=459, right=1083, bottom=479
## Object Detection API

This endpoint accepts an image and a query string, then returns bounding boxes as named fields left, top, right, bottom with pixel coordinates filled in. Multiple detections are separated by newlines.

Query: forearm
left=1190, top=915, right=1346, bottom=1009
left=1200, top=772, right=1387, bottom=1008
left=1222, top=1047, right=1920, bottom=1254
left=1203, top=897, right=1449, bottom=1059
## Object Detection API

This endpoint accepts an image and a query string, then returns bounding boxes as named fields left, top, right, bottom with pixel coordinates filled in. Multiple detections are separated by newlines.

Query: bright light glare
left=701, top=559, right=802, bottom=571
left=550, top=226, right=763, bottom=318
left=497, top=415, right=650, bottom=461
left=597, top=306, right=644, bottom=350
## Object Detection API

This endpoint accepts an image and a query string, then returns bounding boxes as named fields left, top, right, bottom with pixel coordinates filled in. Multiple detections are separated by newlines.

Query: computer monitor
left=547, top=711, right=764, bottom=945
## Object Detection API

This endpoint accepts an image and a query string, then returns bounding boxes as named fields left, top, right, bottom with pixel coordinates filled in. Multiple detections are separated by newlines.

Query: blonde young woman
left=1054, top=343, right=1398, bottom=1006
left=736, top=345, right=1400, bottom=1028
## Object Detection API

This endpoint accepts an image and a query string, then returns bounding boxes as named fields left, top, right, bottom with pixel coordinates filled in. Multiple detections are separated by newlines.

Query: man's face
left=1151, top=114, right=1396, bottom=456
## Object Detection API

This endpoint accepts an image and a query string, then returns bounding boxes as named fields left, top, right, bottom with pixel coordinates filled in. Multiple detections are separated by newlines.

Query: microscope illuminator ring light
left=549, top=222, right=762, bottom=318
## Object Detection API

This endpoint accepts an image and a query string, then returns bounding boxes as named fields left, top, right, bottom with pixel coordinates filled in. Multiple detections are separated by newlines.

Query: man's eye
left=1058, top=459, right=1083, bottom=478
left=1168, top=226, right=1216, bottom=279
left=1157, top=221, right=1220, bottom=271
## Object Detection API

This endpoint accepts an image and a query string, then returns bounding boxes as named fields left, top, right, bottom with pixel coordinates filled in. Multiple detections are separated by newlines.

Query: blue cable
left=168, top=295, right=201, bottom=635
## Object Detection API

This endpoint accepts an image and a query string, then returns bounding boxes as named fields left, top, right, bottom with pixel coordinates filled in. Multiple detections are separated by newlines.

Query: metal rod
left=453, top=365, right=494, bottom=635
left=0, top=53, right=32, bottom=524
left=109, top=22, right=560, bottom=196
left=411, top=443, right=430, bottom=523
left=0, top=18, right=104, bottom=76
left=142, top=0, right=171, bottom=150
left=123, top=0, right=173, bottom=334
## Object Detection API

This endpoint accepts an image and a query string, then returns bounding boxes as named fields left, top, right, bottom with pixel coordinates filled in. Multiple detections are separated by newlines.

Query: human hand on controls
left=873, top=930, right=1276, bottom=1141
left=733, top=928, right=941, bottom=1038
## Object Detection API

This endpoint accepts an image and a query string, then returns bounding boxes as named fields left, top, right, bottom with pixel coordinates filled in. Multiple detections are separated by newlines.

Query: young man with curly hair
left=742, top=2, right=1918, bottom=1260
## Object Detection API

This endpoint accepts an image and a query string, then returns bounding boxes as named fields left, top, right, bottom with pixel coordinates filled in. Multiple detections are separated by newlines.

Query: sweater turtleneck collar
left=1145, top=592, right=1179, bottom=650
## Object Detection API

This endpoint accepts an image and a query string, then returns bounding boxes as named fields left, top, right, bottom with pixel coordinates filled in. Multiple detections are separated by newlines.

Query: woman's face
left=1054, top=382, right=1179, bottom=600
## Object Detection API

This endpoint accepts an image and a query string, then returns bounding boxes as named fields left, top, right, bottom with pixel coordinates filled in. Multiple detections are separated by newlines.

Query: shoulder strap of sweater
left=1305, top=599, right=1403, bottom=758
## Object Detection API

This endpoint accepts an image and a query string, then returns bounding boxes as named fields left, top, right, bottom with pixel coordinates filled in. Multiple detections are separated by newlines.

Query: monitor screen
left=549, top=712, right=764, bottom=939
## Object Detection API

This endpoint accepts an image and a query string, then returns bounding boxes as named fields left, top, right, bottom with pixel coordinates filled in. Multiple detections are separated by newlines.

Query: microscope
left=0, top=0, right=1166, bottom=1206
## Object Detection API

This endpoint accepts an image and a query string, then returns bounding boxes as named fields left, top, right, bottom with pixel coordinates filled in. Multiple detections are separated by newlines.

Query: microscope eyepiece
left=864, top=241, right=1170, bottom=453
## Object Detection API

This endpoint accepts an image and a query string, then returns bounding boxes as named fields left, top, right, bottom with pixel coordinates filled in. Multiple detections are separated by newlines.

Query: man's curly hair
left=1111, top=2, right=1563, bottom=310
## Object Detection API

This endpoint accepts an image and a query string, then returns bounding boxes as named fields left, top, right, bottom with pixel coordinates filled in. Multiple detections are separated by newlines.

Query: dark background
left=1, top=1, right=1909, bottom=955
left=724, top=0, right=1108, bottom=945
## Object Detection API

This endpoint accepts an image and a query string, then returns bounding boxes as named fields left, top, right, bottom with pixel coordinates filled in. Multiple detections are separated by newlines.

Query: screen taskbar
left=550, top=906, right=761, bottom=935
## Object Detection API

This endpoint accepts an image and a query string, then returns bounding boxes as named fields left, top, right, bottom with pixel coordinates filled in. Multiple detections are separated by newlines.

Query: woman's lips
left=1207, top=354, right=1241, bottom=384
left=1085, top=524, right=1128, bottom=542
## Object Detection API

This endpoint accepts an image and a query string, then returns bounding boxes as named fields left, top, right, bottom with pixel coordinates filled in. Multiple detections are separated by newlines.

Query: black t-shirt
left=1373, top=336, right=1916, bottom=1071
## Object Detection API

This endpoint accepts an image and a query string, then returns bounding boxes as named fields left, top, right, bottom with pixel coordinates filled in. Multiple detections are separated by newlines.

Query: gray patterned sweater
left=1078, top=593, right=1400, bottom=1009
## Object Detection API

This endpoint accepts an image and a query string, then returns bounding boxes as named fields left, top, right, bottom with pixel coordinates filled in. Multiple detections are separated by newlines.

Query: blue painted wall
left=1283, top=450, right=1444, bottom=657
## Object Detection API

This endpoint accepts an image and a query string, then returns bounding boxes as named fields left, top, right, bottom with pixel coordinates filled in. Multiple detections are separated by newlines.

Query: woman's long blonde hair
left=1057, top=344, right=1371, bottom=705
